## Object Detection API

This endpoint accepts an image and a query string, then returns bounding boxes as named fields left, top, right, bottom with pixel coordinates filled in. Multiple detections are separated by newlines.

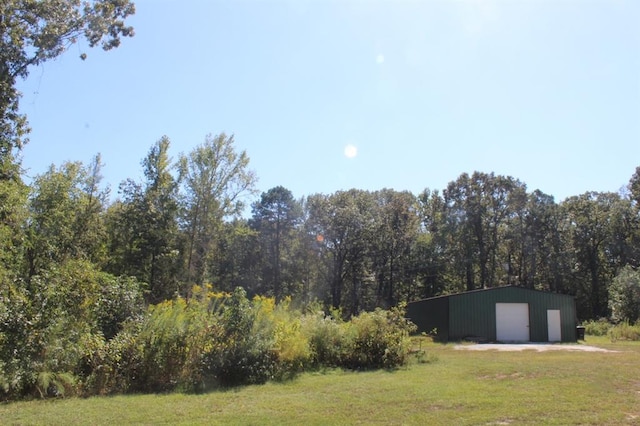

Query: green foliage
left=108, top=137, right=181, bottom=304
left=133, top=298, right=200, bottom=392
left=0, top=0, right=135, bottom=162
left=561, top=192, right=633, bottom=319
left=581, top=318, right=612, bottom=336
left=250, top=186, right=303, bottom=301
left=96, top=274, right=145, bottom=340
left=80, top=323, right=143, bottom=395
left=608, top=266, right=640, bottom=323
left=77, top=289, right=417, bottom=397
left=582, top=318, right=640, bottom=342
left=255, top=296, right=310, bottom=379
left=301, top=310, right=347, bottom=367
left=208, top=288, right=276, bottom=387
left=8, top=339, right=640, bottom=425
left=27, top=159, right=109, bottom=276
left=35, top=371, right=76, bottom=399
left=0, top=173, right=28, bottom=275
left=0, top=260, right=143, bottom=399
left=179, top=133, right=257, bottom=286
left=0, top=279, right=36, bottom=399
left=342, top=305, right=417, bottom=370
left=607, top=321, right=640, bottom=342
left=300, top=304, right=416, bottom=370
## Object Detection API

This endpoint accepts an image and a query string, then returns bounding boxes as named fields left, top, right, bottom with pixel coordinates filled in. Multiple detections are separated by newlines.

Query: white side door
left=547, top=309, right=562, bottom=342
left=496, top=303, right=530, bottom=342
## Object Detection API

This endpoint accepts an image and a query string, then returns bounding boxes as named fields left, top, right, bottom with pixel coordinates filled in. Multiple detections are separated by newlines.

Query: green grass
left=2, top=336, right=640, bottom=425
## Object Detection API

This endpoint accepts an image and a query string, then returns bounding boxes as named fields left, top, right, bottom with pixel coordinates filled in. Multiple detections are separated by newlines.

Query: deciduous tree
left=0, top=0, right=135, bottom=175
left=179, top=133, right=257, bottom=287
left=608, top=266, right=640, bottom=323
left=26, top=156, right=108, bottom=277
left=107, top=137, right=181, bottom=302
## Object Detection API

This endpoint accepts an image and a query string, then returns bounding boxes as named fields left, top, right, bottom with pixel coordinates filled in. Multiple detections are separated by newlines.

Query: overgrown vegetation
left=2, top=337, right=639, bottom=425
left=581, top=318, right=613, bottom=336
left=606, top=322, right=640, bottom=342
left=582, top=318, right=640, bottom=341
left=0, top=285, right=416, bottom=400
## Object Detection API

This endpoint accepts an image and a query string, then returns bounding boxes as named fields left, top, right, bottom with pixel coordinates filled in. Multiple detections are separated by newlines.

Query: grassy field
left=2, top=336, right=639, bottom=425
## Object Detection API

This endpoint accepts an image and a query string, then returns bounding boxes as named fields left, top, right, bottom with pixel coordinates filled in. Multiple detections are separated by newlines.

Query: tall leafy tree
left=108, top=137, right=181, bottom=302
left=26, top=156, right=108, bottom=277
left=625, top=167, right=640, bottom=267
left=629, top=166, right=640, bottom=207
left=608, top=266, right=640, bottom=323
left=520, top=190, right=566, bottom=291
left=250, top=186, right=302, bottom=301
left=213, top=219, right=261, bottom=294
left=179, top=133, right=257, bottom=287
left=443, top=172, right=517, bottom=291
left=306, top=190, right=376, bottom=314
left=370, top=189, right=420, bottom=306
left=560, top=192, right=633, bottom=319
left=415, top=188, right=450, bottom=298
left=0, top=0, right=135, bottom=175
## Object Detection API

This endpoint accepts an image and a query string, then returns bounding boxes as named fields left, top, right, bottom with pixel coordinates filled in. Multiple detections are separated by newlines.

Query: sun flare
left=344, top=144, right=358, bottom=158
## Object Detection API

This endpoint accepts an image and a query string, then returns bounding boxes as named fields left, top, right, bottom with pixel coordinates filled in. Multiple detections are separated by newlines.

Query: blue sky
left=17, top=0, right=640, bottom=204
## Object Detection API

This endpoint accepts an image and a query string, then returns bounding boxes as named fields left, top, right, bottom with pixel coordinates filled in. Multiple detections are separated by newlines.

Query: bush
left=207, top=288, right=276, bottom=387
left=301, top=310, right=347, bottom=368
left=255, top=296, right=311, bottom=380
left=582, top=318, right=612, bottom=336
left=342, top=306, right=417, bottom=370
left=95, top=274, right=145, bottom=340
left=3, top=281, right=421, bottom=399
left=608, top=321, right=640, bottom=342
left=301, top=304, right=416, bottom=371
left=81, top=324, right=143, bottom=395
left=0, top=260, right=146, bottom=400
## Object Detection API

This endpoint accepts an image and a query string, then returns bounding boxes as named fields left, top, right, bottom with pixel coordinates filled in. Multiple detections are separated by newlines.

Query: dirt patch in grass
left=454, top=343, right=618, bottom=352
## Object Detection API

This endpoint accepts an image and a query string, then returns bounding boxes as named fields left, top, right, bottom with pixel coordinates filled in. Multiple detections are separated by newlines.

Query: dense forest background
left=3, top=132, right=640, bottom=321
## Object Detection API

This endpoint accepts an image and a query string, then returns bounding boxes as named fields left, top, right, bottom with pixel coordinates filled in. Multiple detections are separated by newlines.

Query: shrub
left=301, top=310, right=347, bottom=368
left=608, top=321, right=640, bottom=342
left=0, top=280, right=36, bottom=399
left=582, top=318, right=612, bottom=336
left=81, top=321, right=144, bottom=395
left=2, top=279, right=423, bottom=399
left=95, top=274, right=145, bottom=340
left=342, top=306, right=416, bottom=370
left=207, top=288, right=276, bottom=387
left=301, top=304, right=416, bottom=371
left=260, top=297, right=311, bottom=378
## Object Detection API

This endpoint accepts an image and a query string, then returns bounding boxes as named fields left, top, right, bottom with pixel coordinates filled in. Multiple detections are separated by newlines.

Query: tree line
left=2, top=133, right=640, bottom=321
left=2, top=0, right=639, bottom=325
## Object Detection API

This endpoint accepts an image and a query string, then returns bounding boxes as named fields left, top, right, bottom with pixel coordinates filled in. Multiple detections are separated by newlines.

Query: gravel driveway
left=454, top=343, right=617, bottom=352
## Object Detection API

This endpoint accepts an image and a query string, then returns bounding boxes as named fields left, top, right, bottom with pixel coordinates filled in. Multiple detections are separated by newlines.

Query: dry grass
left=1, top=336, right=639, bottom=425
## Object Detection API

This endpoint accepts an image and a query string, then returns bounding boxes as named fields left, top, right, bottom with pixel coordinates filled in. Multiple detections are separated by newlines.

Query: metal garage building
left=406, top=286, right=577, bottom=343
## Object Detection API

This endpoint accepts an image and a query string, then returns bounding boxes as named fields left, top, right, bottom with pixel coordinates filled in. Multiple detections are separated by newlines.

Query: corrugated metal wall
left=408, top=286, right=577, bottom=343
left=405, top=296, right=449, bottom=341
left=448, top=289, right=497, bottom=341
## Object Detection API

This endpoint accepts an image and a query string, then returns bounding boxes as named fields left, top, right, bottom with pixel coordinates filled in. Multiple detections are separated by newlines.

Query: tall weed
left=582, top=318, right=612, bottom=336
left=608, top=321, right=640, bottom=341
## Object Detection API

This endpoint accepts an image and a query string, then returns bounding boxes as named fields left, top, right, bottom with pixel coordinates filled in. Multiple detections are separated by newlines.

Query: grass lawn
left=2, top=336, right=639, bottom=425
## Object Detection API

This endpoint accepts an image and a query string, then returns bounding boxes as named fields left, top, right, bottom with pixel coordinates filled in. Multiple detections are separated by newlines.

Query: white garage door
left=496, top=303, right=530, bottom=342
